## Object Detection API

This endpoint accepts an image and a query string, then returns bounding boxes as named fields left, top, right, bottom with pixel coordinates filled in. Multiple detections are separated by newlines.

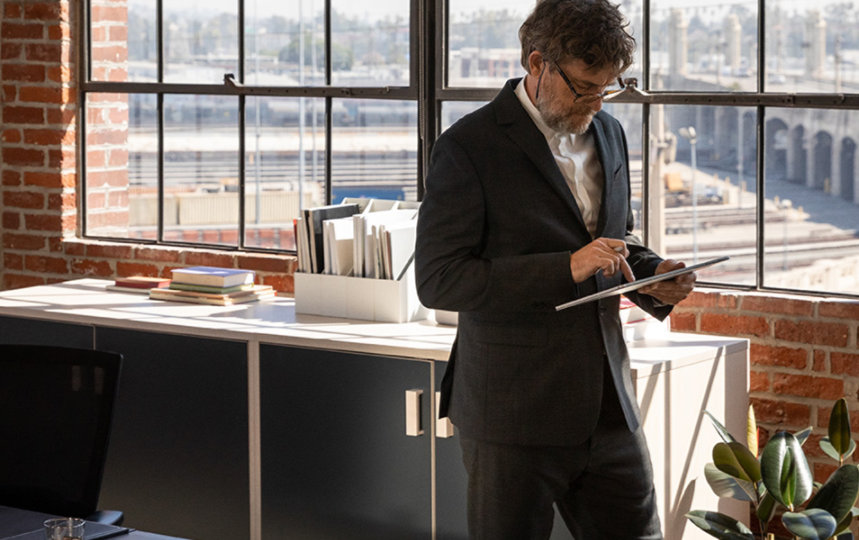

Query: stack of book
left=149, top=266, right=275, bottom=306
left=108, top=275, right=171, bottom=294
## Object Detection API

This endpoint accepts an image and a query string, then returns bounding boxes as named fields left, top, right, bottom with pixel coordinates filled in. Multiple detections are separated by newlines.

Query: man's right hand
left=569, top=238, right=635, bottom=283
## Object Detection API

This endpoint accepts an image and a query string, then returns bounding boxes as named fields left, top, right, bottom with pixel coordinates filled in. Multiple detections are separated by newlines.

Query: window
left=82, top=0, right=859, bottom=298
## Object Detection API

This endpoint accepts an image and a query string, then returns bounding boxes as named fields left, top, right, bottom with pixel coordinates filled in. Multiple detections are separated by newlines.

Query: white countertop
left=0, top=279, right=747, bottom=366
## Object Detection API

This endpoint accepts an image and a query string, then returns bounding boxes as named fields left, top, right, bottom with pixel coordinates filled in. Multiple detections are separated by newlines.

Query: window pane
left=447, top=0, right=528, bottom=87
left=246, top=0, right=325, bottom=87
left=650, top=2, right=757, bottom=92
left=764, top=109, right=859, bottom=295
left=603, top=103, right=644, bottom=238
left=85, top=93, right=137, bottom=239
left=651, top=105, right=756, bottom=285
left=163, top=95, right=239, bottom=246
left=245, top=97, right=326, bottom=250
left=164, top=1, right=238, bottom=84
left=440, top=101, right=486, bottom=132
left=766, top=3, right=857, bottom=92
left=331, top=99, right=417, bottom=202
left=91, top=1, right=155, bottom=82
left=330, top=0, right=409, bottom=86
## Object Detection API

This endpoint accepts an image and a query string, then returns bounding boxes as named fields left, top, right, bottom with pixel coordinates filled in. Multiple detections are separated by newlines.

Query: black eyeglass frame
left=550, top=59, right=623, bottom=102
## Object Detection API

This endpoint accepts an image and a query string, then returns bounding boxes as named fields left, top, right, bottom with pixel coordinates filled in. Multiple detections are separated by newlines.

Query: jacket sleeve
left=415, top=134, right=579, bottom=313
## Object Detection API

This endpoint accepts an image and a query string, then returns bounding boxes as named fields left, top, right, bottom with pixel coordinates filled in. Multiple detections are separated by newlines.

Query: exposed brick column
left=1, top=0, right=76, bottom=289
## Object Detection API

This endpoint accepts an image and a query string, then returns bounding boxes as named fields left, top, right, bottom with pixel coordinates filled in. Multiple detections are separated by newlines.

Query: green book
left=169, top=282, right=255, bottom=294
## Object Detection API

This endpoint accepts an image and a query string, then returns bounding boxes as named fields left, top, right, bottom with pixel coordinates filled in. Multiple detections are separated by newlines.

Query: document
left=555, top=256, right=729, bottom=311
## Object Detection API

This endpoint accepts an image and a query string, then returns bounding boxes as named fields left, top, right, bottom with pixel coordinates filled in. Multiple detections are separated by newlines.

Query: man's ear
left=527, top=50, right=545, bottom=77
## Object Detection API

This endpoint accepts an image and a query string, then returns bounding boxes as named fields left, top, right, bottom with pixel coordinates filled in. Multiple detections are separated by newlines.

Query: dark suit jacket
left=415, top=78, right=672, bottom=446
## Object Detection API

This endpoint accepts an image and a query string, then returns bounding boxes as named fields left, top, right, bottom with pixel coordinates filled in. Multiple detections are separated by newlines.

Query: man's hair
left=519, top=0, right=635, bottom=74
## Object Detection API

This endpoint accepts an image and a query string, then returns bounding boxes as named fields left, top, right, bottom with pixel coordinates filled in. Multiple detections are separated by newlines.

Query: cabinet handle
left=435, top=391, right=455, bottom=438
left=405, top=389, right=424, bottom=436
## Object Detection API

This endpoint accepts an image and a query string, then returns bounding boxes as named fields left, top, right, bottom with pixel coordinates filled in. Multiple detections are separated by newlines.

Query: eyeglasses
left=551, top=60, right=623, bottom=103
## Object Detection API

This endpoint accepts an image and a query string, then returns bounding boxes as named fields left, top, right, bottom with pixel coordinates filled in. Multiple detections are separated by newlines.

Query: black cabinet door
left=95, top=328, right=249, bottom=540
left=260, top=345, right=432, bottom=540
left=0, top=316, right=92, bottom=348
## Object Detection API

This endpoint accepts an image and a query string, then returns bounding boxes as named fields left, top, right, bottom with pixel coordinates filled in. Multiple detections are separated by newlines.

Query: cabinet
left=95, top=328, right=250, bottom=540
left=0, top=315, right=92, bottom=348
left=259, top=345, right=432, bottom=539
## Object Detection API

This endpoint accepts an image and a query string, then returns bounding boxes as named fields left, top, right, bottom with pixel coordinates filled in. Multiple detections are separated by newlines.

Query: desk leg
left=248, top=339, right=262, bottom=540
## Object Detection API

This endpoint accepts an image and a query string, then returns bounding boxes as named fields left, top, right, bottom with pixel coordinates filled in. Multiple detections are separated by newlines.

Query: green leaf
left=761, top=431, right=813, bottom=509
left=807, top=464, right=859, bottom=525
left=713, top=442, right=762, bottom=483
left=821, top=437, right=858, bottom=463
left=705, top=411, right=738, bottom=445
left=685, top=510, right=755, bottom=539
left=834, top=508, right=856, bottom=537
left=704, top=463, right=756, bottom=502
left=795, top=426, right=813, bottom=446
left=756, top=491, right=778, bottom=526
left=830, top=398, right=853, bottom=458
left=782, top=508, right=837, bottom=540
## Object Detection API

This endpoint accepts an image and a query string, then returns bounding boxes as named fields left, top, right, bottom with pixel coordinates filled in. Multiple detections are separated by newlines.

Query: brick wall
left=673, top=289, right=859, bottom=482
left=1, top=0, right=297, bottom=292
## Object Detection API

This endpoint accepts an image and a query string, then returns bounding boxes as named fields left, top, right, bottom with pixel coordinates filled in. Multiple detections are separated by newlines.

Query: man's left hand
left=638, top=259, right=696, bottom=306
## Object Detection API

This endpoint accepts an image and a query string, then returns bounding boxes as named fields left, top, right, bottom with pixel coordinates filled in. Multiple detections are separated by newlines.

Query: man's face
left=534, top=57, right=619, bottom=135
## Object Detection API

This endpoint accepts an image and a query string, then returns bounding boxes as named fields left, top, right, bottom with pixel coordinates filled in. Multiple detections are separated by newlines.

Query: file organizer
left=293, top=262, right=428, bottom=323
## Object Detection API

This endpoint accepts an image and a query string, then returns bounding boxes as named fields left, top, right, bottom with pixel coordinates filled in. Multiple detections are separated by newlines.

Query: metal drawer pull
left=405, top=389, right=424, bottom=436
left=435, top=391, right=455, bottom=438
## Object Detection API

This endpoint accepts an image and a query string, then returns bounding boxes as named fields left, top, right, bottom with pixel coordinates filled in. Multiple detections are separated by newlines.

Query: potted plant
left=686, top=397, right=859, bottom=540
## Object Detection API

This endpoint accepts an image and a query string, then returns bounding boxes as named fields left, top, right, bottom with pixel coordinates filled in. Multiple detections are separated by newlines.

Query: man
left=415, top=0, right=696, bottom=538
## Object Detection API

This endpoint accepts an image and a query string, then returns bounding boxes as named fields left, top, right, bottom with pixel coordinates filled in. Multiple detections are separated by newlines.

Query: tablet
left=555, top=256, right=729, bottom=311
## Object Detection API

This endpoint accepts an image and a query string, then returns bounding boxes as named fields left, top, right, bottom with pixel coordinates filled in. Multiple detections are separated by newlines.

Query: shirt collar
left=514, top=78, right=556, bottom=143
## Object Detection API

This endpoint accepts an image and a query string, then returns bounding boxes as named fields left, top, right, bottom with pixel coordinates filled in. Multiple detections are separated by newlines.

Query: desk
left=0, top=505, right=187, bottom=539
left=0, top=279, right=748, bottom=540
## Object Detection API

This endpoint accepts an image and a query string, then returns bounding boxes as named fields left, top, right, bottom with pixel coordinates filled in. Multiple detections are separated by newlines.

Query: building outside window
left=82, top=0, right=859, bottom=299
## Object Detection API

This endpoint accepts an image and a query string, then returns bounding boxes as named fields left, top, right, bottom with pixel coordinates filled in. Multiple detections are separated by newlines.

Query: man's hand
left=570, top=238, right=635, bottom=283
left=638, top=259, right=696, bottom=305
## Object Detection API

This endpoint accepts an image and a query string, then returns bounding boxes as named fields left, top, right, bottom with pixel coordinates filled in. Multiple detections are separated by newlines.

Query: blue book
left=170, top=266, right=255, bottom=288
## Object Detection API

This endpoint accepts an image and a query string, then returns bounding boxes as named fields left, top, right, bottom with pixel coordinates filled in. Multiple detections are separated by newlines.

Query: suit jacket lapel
left=493, top=80, right=589, bottom=235
left=590, top=113, right=617, bottom=237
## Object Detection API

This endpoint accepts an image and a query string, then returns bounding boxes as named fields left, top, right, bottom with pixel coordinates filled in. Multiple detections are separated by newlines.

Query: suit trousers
left=458, top=364, right=662, bottom=540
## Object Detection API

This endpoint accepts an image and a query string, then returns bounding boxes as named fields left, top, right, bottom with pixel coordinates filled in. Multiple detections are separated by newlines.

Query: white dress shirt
left=515, top=79, right=604, bottom=237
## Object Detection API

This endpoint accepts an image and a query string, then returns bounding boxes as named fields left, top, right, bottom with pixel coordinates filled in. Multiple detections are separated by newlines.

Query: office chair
left=0, top=345, right=124, bottom=525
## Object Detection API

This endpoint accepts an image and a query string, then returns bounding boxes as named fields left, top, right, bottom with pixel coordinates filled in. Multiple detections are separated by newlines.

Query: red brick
left=90, top=6, right=128, bottom=23
left=4, top=190, right=45, bottom=209
left=46, top=106, right=75, bottom=124
left=3, top=170, right=21, bottom=186
left=676, top=290, right=738, bottom=309
left=2, top=22, right=44, bottom=39
left=813, top=462, right=839, bottom=484
left=262, top=273, right=293, bottom=293
left=46, top=64, right=72, bottom=84
left=202, top=230, right=220, bottom=243
left=749, top=369, right=769, bottom=392
left=2, top=42, right=22, bottom=60
left=25, top=214, right=62, bottom=232
left=700, top=313, right=770, bottom=338
left=819, top=300, right=859, bottom=320
left=116, top=261, right=160, bottom=278
left=25, top=255, right=68, bottom=274
left=749, top=343, right=807, bottom=369
left=219, top=230, right=239, bottom=244
left=23, top=171, right=62, bottom=188
left=184, top=251, right=235, bottom=268
left=133, top=246, right=182, bottom=263
left=771, top=373, right=844, bottom=400
left=19, top=86, right=64, bottom=104
left=2, top=128, right=22, bottom=143
left=2, top=147, right=44, bottom=167
left=774, top=320, right=849, bottom=347
left=236, top=254, right=292, bottom=273
left=181, top=230, right=200, bottom=242
left=25, top=43, right=61, bottom=62
left=4, top=273, right=46, bottom=290
left=1, top=64, right=45, bottom=82
left=751, top=397, right=811, bottom=427
left=813, top=349, right=826, bottom=372
left=817, top=405, right=859, bottom=432
left=2, top=105, right=44, bottom=124
left=24, top=127, right=73, bottom=146
left=62, top=240, right=86, bottom=256
left=831, top=352, right=859, bottom=377
left=4, top=253, right=24, bottom=271
left=48, top=237, right=64, bottom=252
left=3, top=211, right=21, bottom=229
left=86, top=243, right=134, bottom=259
left=71, top=259, right=114, bottom=277
left=4, top=3, right=22, bottom=17
left=22, top=2, right=65, bottom=21
left=4, top=233, right=47, bottom=250
left=742, top=295, right=815, bottom=316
